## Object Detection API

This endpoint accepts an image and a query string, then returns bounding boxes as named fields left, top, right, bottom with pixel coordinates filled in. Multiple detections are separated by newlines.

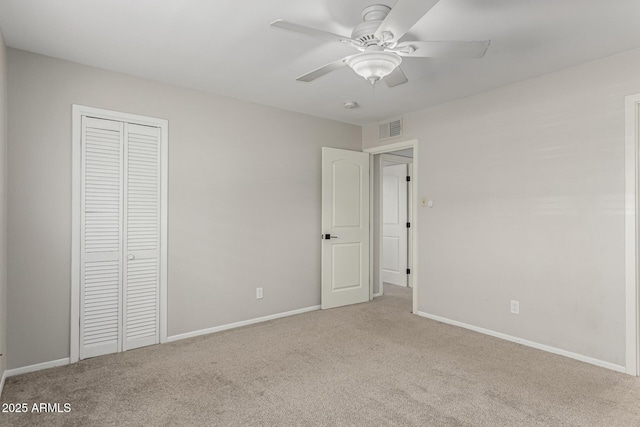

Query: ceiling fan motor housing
left=351, top=4, right=391, bottom=46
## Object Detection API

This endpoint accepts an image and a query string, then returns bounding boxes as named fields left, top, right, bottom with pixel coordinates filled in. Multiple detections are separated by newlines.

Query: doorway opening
left=365, top=140, right=419, bottom=315
left=381, top=153, right=413, bottom=289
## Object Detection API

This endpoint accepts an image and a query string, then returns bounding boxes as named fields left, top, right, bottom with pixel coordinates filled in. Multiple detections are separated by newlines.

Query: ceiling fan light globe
left=345, top=51, right=402, bottom=83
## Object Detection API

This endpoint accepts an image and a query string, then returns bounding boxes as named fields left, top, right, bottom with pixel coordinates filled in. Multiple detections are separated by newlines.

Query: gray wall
left=363, top=48, right=640, bottom=367
left=0, top=30, right=7, bottom=382
left=7, top=49, right=361, bottom=369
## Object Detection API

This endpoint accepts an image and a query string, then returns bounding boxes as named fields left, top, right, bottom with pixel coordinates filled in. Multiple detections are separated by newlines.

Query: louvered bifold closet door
left=123, top=123, right=161, bottom=351
left=80, top=117, right=124, bottom=359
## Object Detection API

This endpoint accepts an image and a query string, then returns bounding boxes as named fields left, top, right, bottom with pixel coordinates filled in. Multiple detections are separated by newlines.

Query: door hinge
left=406, top=268, right=411, bottom=275
left=406, top=222, right=411, bottom=228
left=406, top=176, right=411, bottom=182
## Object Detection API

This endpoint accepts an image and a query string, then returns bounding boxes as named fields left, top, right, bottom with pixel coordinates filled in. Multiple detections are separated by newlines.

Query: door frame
left=625, top=94, right=640, bottom=376
left=365, top=140, right=419, bottom=315
left=70, top=105, right=169, bottom=363
left=379, top=154, right=413, bottom=295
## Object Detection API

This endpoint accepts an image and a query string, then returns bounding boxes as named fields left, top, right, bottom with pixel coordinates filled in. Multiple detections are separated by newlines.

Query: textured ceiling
left=1, top=0, right=640, bottom=124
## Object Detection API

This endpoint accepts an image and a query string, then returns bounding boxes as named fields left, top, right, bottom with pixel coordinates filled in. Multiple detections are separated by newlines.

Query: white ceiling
left=1, top=0, right=640, bottom=125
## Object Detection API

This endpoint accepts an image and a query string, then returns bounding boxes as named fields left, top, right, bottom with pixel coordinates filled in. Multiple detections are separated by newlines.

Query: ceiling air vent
left=379, top=118, right=402, bottom=140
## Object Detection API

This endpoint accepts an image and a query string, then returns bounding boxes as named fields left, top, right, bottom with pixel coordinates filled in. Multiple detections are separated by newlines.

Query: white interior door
left=321, top=147, right=370, bottom=309
left=407, top=163, right=413, bottom=288
left=123, top=123, right=161, bottom=351
left=79, top=117, right=161, bottom=359
left=382, top=163, right=408, bottom=286
left=80, top=117, right=124, bottom=359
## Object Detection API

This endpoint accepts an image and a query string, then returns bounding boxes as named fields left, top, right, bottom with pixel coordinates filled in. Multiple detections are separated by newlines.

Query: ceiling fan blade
left=385, top=66, right=408, bottom=88
left=374, top=0, right=441, bottom=43
left=396, top=40, right=490, bottom=58
left=271, top=20, right=362, bottom=47
left=296, top=56, right=352, bottom=82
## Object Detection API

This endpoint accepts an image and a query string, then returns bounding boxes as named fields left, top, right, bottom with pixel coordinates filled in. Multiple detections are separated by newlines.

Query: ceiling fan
left=271, top=0, right=490, bottom=88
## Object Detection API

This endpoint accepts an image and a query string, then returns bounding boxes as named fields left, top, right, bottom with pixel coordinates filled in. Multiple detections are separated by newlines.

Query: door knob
left=128, top=254, right=135, bottom=260
left=322, top=234, right=338, bottom=240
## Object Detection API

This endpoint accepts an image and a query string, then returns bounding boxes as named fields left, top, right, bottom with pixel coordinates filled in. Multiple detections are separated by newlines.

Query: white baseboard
left=5, top=357, right=70, bottom=378
left=0, top=369, right=6, bottom=396
left=167, top=305, right=321, bottom=343
left=416, top=311, right=625, bottom=373
left=373, top=292, right=382, bottom=297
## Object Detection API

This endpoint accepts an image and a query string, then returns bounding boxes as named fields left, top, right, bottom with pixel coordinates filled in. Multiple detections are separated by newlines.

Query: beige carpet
left=2, top=284, right=640, bottom=426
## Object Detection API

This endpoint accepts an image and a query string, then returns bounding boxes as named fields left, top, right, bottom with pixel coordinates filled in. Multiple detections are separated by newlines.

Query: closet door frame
left=71, top=105, right=168, bottom=363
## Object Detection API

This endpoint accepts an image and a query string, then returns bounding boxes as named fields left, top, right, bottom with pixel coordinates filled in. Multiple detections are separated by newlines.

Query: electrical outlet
left=510, top=300, right=519, bottom=314
left=256, top=287, right=263, bottom=300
